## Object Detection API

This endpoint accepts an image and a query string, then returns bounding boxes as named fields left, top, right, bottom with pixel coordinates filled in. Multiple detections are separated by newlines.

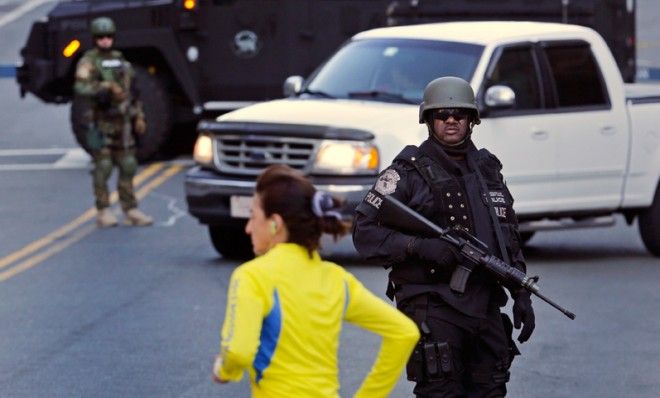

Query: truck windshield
left=304, top=39, right=483, bottom=104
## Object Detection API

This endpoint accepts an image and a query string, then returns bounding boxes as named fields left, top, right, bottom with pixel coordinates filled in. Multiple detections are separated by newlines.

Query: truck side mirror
left=484, top=85, right=515, bottom=109
left=283, top=75, right=304, bottom=97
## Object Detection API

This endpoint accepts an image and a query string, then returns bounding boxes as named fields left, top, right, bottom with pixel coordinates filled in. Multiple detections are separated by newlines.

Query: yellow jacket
left=217, top=243, right=419, bottom=398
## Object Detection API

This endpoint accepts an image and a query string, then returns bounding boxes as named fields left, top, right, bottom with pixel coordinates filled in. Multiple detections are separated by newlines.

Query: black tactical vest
left=387, top=141, right=517, bottom=316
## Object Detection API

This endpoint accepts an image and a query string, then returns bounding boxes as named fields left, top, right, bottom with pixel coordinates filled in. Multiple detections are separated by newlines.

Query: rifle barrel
left=531, top=289, right=576, bottom=320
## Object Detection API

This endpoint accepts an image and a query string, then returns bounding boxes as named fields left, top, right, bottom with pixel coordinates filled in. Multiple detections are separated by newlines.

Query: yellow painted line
left=0, top=164, right=183, bottom=282
left=0, top=224, right=96, bottom=282
left=0, top=162, right=164, bottom=271
left=135, top=164, right=184, bottom=200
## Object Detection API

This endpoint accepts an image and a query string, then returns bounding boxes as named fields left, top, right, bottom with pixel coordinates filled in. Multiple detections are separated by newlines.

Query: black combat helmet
left=419, top=76, right=480, bottom=125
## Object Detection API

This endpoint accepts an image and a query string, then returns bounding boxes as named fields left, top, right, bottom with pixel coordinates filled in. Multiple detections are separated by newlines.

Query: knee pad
left=94, top=156, right=113, bottom=181
left=118, top=154, right=137, bottom=177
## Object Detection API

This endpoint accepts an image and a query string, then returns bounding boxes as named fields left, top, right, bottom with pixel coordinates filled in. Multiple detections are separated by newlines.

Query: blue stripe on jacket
left=253, top=289, right=282, bottom=384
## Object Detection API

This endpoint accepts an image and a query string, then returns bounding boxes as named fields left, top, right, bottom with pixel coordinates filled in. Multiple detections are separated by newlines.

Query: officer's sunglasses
left=94, top=35, right=114, bottom=40
left=433, top=109, right=469, bottom=122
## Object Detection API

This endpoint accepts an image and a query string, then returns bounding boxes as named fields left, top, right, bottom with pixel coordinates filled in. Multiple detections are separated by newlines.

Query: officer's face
left=94, top=35, right=114, bottom=50
left=431, top=108, right=470, bottom=146
left=245, top=193, right=275, bottom=256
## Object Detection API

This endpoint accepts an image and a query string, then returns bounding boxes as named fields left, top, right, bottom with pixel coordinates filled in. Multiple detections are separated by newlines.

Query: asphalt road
left=1, top=2, right=660, bottom=397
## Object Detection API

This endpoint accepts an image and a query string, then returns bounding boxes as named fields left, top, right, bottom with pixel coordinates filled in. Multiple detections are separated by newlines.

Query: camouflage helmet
left=419, top=76, right=480, bottom=125
left=90, top=17, right=116, bottom=36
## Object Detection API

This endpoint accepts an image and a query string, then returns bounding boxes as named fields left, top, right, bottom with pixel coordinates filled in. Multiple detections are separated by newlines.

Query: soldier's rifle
left=379, top=195, right=576, bottom=320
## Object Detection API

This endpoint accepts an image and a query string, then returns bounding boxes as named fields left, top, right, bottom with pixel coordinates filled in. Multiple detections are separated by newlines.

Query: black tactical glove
left=512, top=289, right=535, bottom=343
left=411, top=237, right=461, bottom=271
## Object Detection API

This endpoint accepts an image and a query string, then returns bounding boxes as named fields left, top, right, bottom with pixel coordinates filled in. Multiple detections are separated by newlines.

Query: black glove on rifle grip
left=413, top=238, right=461, bottom=271
left=512, top=289, right=535, bottom=343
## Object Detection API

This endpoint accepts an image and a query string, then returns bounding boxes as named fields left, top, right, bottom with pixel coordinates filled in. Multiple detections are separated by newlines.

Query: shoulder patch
left=75, top=59, right=93, bottom=80
left=374, top=169, right=400, bottom=195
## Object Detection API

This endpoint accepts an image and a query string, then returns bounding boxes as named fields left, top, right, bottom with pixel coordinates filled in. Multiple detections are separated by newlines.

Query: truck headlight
left=193, top=134, right=214, bottom=166
left=312, top=140, right=379, bottom=174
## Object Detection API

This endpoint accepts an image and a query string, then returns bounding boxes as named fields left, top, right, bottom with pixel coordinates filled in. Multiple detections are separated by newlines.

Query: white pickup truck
left=185, top=21, right=660, bottom=259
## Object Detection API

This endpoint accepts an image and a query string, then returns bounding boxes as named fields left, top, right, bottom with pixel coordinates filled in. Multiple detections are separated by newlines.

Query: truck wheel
left=132, top=66, right=173, bottom=162
left=209, top=225, right=254, bottom=260
left=69, top=66, right=173, bottom=162
left=639, top=184, right=660, bottom=257
left=70, top=95, right=93, bottom=154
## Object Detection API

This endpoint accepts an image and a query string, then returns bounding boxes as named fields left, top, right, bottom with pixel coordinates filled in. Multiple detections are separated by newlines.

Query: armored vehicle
left=16, top=0, right=390, bottom=160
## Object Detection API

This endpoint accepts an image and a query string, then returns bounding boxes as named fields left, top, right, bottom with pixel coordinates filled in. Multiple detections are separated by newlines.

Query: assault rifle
left=380, top=195, right=576, bottom=320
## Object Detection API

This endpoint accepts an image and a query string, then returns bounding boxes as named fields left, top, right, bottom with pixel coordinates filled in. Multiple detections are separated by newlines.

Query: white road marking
left=0, top=148, right=193, bottom=171
left=53, top=148, right=91, bottom=168
left=0, top=148, right=72, bottom=156
left=0, top=147, right=87, bottom=171
left=0, top=0, right=53, bottom=28
left=151, top=192, right=189, bottom=227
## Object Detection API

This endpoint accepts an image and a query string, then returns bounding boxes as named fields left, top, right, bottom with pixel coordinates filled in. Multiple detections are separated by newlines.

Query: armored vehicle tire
left=209, top=225, right=254, bottom=260
left=70, top=95, right=94, bottom=154
left=639, top=184, right=660, bottom=257
left=69, top=66, right=172, bottom=162
left=131, top=66, right=173, bottom=162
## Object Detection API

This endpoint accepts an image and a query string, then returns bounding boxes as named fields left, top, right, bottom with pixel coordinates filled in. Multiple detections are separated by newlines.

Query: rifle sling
left=467, top=156, right=511, bottom=265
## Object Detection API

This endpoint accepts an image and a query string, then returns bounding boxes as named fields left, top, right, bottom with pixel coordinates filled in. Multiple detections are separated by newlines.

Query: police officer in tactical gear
left=74, top=17, right=152, bottom=227
left=353, top=76, right=535, bottom=397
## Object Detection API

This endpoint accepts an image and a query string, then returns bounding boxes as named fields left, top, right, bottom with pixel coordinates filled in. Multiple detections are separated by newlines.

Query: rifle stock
left=380, top=195, right=576, bottom=320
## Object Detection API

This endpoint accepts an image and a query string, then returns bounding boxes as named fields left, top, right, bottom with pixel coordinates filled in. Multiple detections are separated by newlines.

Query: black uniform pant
left=402, top=295, right=518, bottom=398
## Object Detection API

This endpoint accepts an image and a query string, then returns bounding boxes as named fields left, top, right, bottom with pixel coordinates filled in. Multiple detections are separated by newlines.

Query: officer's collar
left=419, top=137, right=478, bottom=175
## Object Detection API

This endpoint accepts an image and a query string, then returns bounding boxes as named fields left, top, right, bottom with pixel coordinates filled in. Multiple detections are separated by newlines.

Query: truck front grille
left=214, top=135, right=319, bottom=175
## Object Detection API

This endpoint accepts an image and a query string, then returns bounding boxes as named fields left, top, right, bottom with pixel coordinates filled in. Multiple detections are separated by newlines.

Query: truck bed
left=625, top=83, right=660, bottom=100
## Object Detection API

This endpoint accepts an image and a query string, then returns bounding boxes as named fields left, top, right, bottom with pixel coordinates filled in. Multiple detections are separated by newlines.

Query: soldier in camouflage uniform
left=74, top=17, right=153, bottom=227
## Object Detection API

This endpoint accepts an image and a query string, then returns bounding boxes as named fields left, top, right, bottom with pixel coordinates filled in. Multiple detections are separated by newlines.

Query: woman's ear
left=270, top=214, right=286, bottom=237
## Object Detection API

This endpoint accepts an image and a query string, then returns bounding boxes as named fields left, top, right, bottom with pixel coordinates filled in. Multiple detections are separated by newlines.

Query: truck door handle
left=531, top=130, right=549, bottom=141
left=600, top=126, right=616, bottom=135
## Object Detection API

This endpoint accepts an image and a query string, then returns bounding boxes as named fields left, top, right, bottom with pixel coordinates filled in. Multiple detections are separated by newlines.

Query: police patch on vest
left=101, top=59, right=122, bottom=68
left=489, top=191, right=508, bottom=219
left=374, top=169, right=400, bottom=195
left=489, top=191, right=506, bottom=204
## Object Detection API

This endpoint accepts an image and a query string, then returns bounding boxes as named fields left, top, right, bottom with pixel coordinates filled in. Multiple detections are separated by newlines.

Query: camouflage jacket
left=74, top=48, right=144, bottom=148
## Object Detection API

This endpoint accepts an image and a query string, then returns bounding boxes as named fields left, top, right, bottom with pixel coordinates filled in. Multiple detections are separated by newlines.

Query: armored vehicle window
left=305, top=39, right=483, bottom=104
left=543, top=43, right=609, bottom=108
left=488, top=45, right=542, bottom=110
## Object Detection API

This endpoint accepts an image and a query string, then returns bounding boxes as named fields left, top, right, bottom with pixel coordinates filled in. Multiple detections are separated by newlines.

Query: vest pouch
left=422, top=341, right=454, bottom=382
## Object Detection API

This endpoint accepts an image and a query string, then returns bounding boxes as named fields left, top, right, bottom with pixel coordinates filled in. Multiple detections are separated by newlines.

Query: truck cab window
left=543, top=44, right=608, bottom=108
left=488, top=46, right=542, bottom=110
